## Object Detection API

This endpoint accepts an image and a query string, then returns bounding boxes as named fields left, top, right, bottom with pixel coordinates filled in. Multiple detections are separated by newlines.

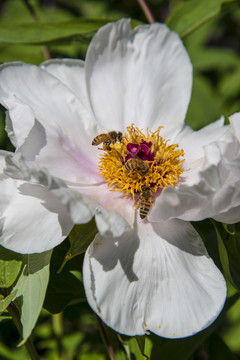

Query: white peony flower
left=1, top=19, right=240, bottom=338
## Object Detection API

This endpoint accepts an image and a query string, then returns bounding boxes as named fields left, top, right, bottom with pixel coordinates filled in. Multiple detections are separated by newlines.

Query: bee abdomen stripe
left=140, top=207, right=149, bottom=213
left=125, top=163, right=131, bottom=171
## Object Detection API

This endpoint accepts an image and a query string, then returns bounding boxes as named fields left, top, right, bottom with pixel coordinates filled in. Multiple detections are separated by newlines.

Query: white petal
left=0, top=153, right=73, bottom=254
left=229, top=112, right=240, bottom=141
left=85, top=19, right=192, bottom=137
left=35, top=130, right=99, bottom=184
left=41, top=59, right=87, bottom=104
left=95, top=206, right=132, bottom=237
left=69, top=182, right=135, bottom=229
left=0, top=62, right=99, bottom=184
left=0, top=181, right=73, bottom=254
left=2, top=89, right=35, bottom=149
left=4, top=152, right=131, bottom=238
left=176, top=117, right=226, bottom=168
left=150, top=126, right=240, bottom=223
left=41, top=59, right=99, bottom=134
left=4, top=152, right=97, bottom=222
left=83, top=219, right=226, bottom=338
left=213, top=204, right=240, bottom=224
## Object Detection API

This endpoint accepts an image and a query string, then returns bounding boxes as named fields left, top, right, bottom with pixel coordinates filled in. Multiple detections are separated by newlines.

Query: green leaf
left=189, top=48, right=240, bottom=71
left=219, top=64, right=240, bottom=98
left=1, top=0, right=74, bottom=24
left=208, top=333, right=239, bottom=360
left=0, top=315, right=12, bottom=322
left=0, top=19, right=106, bottom=45
left=185, top=75, right=221, bottom=130
left=118, top=338, right=131, bottom=360
left=0, top=18, right=141, bottom=45
left=58, top=218, right=97, bottom=272
left=44, top=269, right=86, bottom=313
left=0, top=246, right=22, bottom=288
left=222, top=293, right=240, bottom=352
left=211, top=221, right=240, bottom=290
left=211, top=220, right=236, bottom=288
left=13, top=250, right=52, bottom=345
left=69, top=218, right=98, bottom=255
left=125, top=338, right=147, bottom=360
left=136, top=336, right=152, bottom=359
left=44, top=241, right=86, bottom=313
left=0, top=44, right=46, bottom=64
left=0, top=337, right=29, bottom=359
left=136, top=336, right=146, bottom=356
left=166, top=0, right=233, bottom=38
left=225, top=232, right=240, bottom=290
left=0, top=290, right=18, bottom=313
left=123, top=337, right=151, bottom=360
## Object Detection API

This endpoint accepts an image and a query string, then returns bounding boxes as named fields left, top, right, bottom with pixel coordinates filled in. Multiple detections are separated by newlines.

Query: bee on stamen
left=125, top=158, right=149, bottom=175
left=139, top=186, right=153, bottom=219
left=92, top=131, right=122, bottom=150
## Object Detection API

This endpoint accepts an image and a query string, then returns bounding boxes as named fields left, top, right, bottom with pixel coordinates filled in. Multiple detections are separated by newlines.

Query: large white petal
left=150, top=127, right=240, bottom=223
left=85, top=19, right=192, bottom=138
left=0, top=152, right=73, bottom=254
left=83, top=219, right=226, bottom=338
left=0, top=62, right=99, bottom=184
left=4, top=152, right=131, bottom=239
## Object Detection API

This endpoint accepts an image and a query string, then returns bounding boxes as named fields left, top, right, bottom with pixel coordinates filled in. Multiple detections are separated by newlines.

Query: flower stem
left=137, top=0, right=156, bottom=24
left=52, top=313, right=66, bottom=360
left=7, top=302, right=40, bottom=360
left=96, top=316, right=117, bottom=360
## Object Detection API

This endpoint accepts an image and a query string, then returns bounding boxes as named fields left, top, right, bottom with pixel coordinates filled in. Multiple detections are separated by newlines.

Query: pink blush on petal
left=58, top=133, right=99, bottom=183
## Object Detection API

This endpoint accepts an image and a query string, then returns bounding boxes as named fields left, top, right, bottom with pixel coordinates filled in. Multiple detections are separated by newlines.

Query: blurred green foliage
left=0, top=0, right=240, bottom=359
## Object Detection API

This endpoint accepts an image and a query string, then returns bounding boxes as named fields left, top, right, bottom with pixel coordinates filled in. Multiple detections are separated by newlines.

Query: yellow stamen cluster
left=98, top=124, right=185, bottom=200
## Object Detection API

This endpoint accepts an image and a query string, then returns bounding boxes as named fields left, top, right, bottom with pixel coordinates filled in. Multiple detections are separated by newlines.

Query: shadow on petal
left=89, top=230, right=139, bottom=283
left=19, top=183, right=72, bottom=237
left=19, top=119, right=47, bottom=160
left=151, top=219, right=209, bottom=257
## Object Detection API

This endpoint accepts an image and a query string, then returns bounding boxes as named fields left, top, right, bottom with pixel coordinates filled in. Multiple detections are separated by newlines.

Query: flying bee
left=139, top=186, right=153, bottom=219
left=92, top=131, right=122, bottom=150
left=125, top=158, right=149, bottom=175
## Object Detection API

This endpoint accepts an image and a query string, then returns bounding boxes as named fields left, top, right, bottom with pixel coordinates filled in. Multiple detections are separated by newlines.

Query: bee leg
left=103, top=141, right=111, bottom=151
left=135, top=194, right=141, bottom=209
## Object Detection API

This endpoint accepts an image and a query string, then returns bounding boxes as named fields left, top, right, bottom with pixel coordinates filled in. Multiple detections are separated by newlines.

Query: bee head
left=142, top=186, right=150, bottom=191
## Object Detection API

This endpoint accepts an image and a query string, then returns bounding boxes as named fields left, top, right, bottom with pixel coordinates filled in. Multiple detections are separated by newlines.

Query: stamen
left=97, top=124, right=184, bottom=201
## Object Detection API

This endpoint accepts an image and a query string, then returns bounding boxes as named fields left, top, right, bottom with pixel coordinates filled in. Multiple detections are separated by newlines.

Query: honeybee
left=92, top=131, right=122, bottom=150
left=139, top=186, right=153, bottom=219
left=125, top=158, right=149, bottom=175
